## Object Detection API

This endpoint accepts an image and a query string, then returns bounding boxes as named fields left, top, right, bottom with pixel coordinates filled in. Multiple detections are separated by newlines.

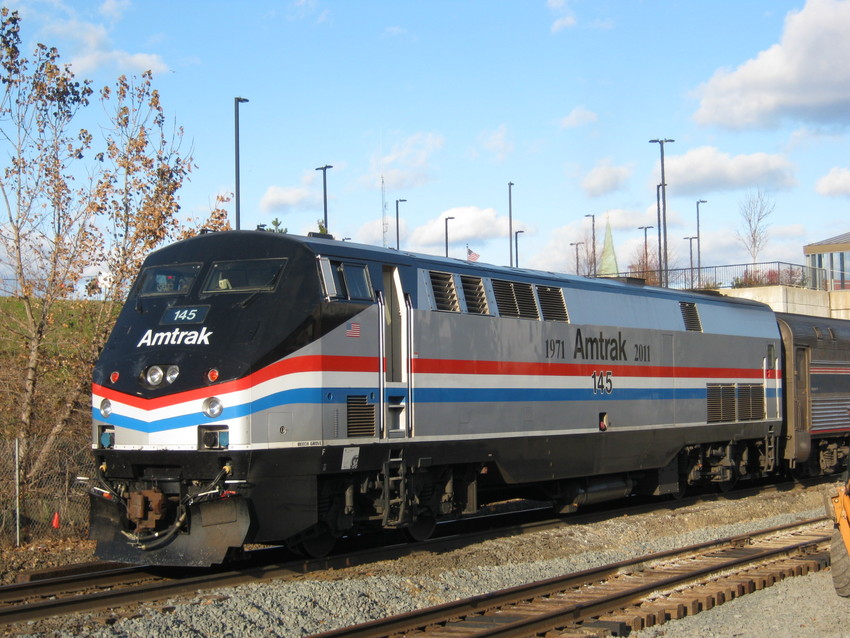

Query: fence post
left=15, top=437, right=20, bottom=547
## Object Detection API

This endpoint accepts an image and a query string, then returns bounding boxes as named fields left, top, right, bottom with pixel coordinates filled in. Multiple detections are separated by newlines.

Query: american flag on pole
left=467, top=247, right=480, bottom=262
left=345, top=322, right=361, bottom=337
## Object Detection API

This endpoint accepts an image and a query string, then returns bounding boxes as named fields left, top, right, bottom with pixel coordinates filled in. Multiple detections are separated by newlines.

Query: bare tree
left=0, top=8, right=95, bottom=458
left=737, top=188, right=774, bottom=264
left=25, top=71, right=194, bottom=478
left=0, top=9, right=194, bottom=479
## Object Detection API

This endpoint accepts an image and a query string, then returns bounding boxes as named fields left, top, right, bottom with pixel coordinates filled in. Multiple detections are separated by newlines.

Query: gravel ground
left=6, top=483, right=849, bottom=638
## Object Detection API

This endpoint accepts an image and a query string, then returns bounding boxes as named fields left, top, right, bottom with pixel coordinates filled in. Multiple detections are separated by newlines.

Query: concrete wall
left=719, top=286, right=831, bottom=317
left=828, top=290, right=850, bottom=319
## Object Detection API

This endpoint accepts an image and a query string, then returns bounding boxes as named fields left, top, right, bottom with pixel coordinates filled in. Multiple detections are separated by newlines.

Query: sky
left=8, top=0, right=850, bottom=276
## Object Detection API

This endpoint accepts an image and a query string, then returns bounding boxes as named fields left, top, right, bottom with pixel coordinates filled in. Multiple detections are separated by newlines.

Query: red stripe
left=93, top=354, right=773, bottom=410
left=93, top=354, right=379, bottom=410
left=410, top=358, right=770, bottom=379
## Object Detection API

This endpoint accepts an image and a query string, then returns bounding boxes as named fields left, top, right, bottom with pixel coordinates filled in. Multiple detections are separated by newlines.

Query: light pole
left=508, top=182, right=514, bottom=267
left=315, top=165, right=332, bottom=233
left=685, top=236, right=697, bottom=288
left=696, top=199, right=707, bottom=287
left=650, top=138, right=674, bottom=286
left=655, top=184, right=663, bottom=282
left=514, top=230, right=525, bottom=268
left=395, top=199, right=406, bottom=250
left=638, top=225, right=654, bottom=272
left=585, top=214, right=596, bottom=277
left=570, top=241, right=584, bottom=275
left=445, top=216, right=455, bottom=258
left=234, top=97, right=249, bottom=230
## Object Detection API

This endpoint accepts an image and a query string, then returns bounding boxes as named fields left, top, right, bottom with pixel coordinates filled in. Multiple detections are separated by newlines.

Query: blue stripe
left=94, top=385, right=783, bottom=433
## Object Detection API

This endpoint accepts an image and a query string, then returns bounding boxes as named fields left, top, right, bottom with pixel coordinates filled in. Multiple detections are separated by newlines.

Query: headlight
left=165, top=365, right=180, bottom=384
left=100, top=398, right=112, bottom=418
left=202, top=396, right=224, bottom=419
left=145, top=365, right=164, bottom=386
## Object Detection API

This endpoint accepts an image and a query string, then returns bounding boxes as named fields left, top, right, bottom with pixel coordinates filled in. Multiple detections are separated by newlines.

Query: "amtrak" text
left=136, top=327, right=213, bottom=347
left=573, top=328, right=627, bottom=361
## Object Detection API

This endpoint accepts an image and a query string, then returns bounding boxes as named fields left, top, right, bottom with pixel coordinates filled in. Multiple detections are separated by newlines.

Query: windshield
left=136, top=263, right=203, bottom=297
left=202, top=258, right=287, bottom=293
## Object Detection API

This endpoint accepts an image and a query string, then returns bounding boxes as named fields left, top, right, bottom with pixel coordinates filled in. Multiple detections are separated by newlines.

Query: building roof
left=804, top=231, right=850, bottom=254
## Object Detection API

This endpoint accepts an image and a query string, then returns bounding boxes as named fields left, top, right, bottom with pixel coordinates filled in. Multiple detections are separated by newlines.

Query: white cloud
left=582, top=158, right=632, bottom=197
left=663, top=146, right=796, bottom=194
left=100, top=0, right=130, bottom=21
left=407, top=206, right=515, bottom=252
left=259, top=172, right=323, bottom=214
left=477, top=124, right=514, bottom=162
left=365, top=132, right=444, bottom=190
left=548, top=0, right=576, bottom=33
left=694, top=0, right=850, bottom=129
left=43, top=18, right=169, bottom=74
left=816, top=167, right=850, bottom=196
left=551, top=16, right=577, bottom=32
left=259, top=185, right=317, bottom=213
left=560, top=106, right=597, bottom=129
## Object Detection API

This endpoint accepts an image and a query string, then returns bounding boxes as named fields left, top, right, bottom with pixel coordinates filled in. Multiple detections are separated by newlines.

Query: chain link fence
left=0, top=437, right=95, bottom=547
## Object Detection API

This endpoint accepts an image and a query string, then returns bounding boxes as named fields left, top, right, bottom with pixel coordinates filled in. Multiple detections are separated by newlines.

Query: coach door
left=379, top=266, right=413, bottom=438
left=778, top=319, right=812, bottom=465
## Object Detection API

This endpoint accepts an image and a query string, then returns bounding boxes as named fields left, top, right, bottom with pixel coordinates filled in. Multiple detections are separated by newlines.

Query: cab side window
left=319, top=258, right=373, bottom=301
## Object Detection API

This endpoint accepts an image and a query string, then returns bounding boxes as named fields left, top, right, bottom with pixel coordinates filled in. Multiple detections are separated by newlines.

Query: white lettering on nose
left=136, top=327, right=214, bottom=348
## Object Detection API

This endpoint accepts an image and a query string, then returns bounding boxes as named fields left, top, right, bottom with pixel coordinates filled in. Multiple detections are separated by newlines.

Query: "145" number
left=591, top=370, right=613, bottom=394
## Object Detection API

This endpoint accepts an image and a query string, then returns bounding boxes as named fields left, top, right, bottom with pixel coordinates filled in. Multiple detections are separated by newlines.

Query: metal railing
left=619, top=262, right=830, bottom=291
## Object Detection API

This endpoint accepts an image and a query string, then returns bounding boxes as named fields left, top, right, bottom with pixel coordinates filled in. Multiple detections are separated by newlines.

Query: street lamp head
left=649, top=138, right=675, bottom=144
left=397, top=199, right=406, bottom=204
left=585, top=214, right=594, bottom=219
left=236, top=97, right=249, bottom=104
left=315, top=164, right=333, bottom=171
left=698, top=199, right=707, bottom=204
left=508, top=181, right=514, bottom=187
left=446, top=216, right=455, bottom=221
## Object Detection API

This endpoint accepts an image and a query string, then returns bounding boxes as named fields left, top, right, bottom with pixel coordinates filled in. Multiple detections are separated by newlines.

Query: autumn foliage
left=0, top=9, right=214, bottom=478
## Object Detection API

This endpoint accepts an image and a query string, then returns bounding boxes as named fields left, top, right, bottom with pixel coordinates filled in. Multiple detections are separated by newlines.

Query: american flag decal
left=345, top=322, right=361, bottom=337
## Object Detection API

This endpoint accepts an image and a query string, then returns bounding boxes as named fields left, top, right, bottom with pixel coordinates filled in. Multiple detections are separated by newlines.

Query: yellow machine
left=829, top=480, right=850, bottom=596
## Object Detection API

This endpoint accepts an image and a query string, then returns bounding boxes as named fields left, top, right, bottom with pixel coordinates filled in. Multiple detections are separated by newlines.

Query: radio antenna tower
left=381, top=175, right=388, bottom=248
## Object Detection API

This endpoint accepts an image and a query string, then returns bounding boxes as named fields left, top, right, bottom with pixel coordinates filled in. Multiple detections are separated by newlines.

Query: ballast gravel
left=10, top=484, right=850, bottom=638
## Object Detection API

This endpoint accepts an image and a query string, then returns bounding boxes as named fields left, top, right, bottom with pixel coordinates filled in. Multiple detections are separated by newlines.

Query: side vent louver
left=737, top=384, right=765, bottom=421
left=460, top=275, right=489, bottom=314
left=492, top=279, right=539, bottom=319
left=429, top=271, right=460, bottom=312
left=536, top=285, right=569, bottom=322
left=347, top=395, right=376, bottom=437
left=707, top=383, right=765, bottom=423
left=707, top=384, right=736, bottom=423
left=679, top=301, right=703, bottom=332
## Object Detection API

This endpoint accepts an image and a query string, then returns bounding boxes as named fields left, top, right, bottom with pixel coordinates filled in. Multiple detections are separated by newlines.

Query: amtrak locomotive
left=89, top=230, right=850, bottom=565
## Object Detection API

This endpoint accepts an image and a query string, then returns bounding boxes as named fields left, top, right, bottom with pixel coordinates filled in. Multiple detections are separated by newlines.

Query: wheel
left=831, top=529, right=850, bottom=596
left=287, top=526, right=337, bottom=558
left=403, top=513, right=436, bottom=542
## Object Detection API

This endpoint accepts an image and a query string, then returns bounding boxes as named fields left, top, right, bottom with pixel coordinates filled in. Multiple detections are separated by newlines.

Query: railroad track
left=312, top=517, right=832, bottom=638
left=0, top=480, right=832, bottom=630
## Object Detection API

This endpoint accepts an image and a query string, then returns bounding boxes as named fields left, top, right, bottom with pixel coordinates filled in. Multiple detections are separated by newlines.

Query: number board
left=160, top=306, right=210, bottom=325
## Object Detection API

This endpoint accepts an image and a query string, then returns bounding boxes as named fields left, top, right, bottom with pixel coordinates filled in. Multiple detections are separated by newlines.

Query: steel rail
left=311, top=517, right=831, bottom=638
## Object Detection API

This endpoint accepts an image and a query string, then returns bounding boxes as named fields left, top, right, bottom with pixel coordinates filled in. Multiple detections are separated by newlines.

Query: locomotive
left=88, top=230, right=850, bottom=565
